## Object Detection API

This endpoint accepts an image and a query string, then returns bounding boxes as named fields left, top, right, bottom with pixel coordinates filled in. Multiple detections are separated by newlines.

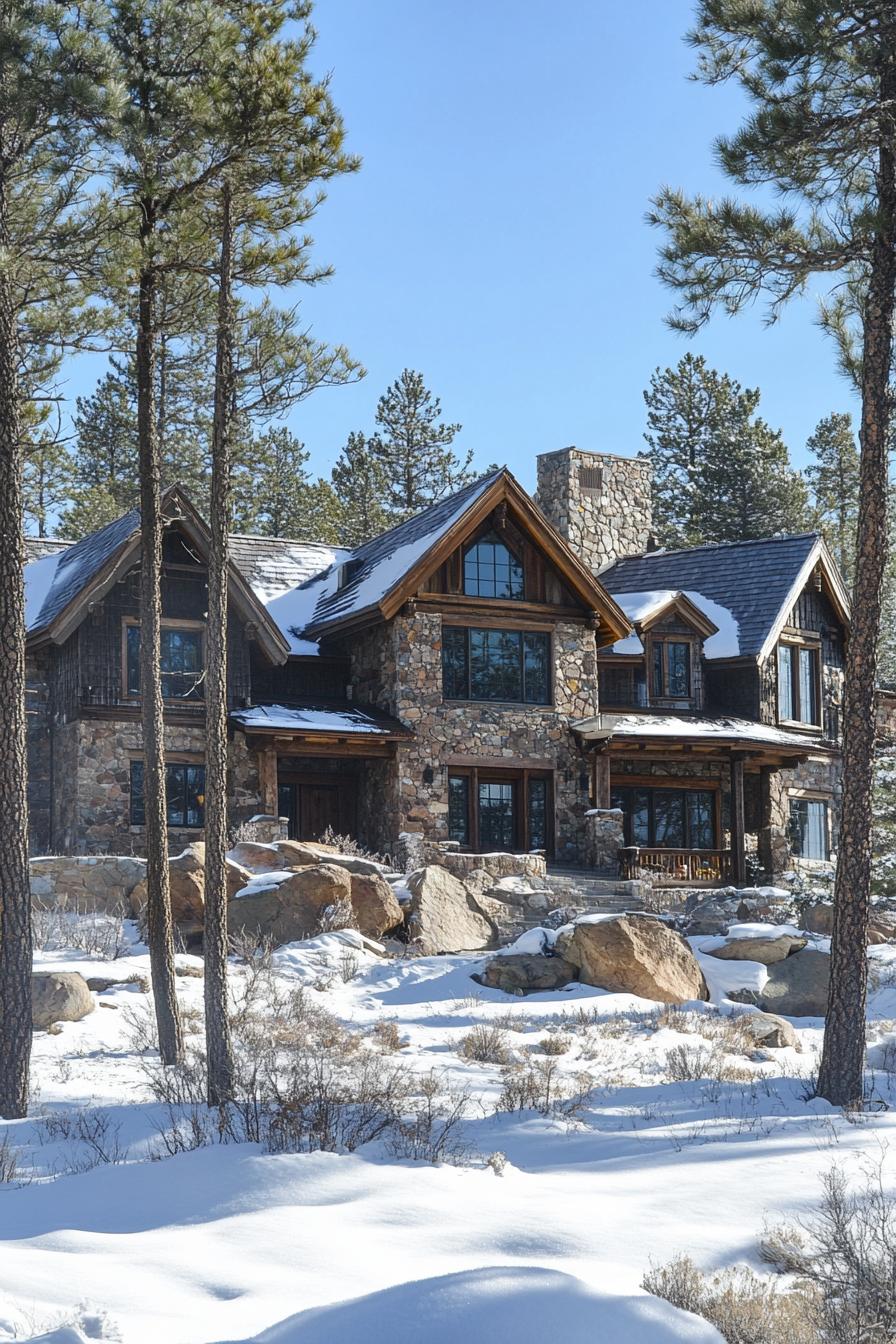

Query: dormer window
left=463, top=531, right=524, bottom=600
left=338, top=559, right=363, bottom=590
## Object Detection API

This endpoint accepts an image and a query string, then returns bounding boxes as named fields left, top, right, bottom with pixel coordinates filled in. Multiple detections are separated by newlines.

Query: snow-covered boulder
left=757, top=947, right=830, bottom=1017
left=705, top=925, right=807, bottom=965
left=478, top=952, right=577, bottom=995
left=557, top=914, right=709, bottom=1003
left=735, top=1010, right=799, bottom=1050
left=348, top=873, right=403, bottom=938
left=31, top=971, right=94, bottom=1030
left=406, top=865, right=496, bottom=955
left=228, top=864, right=353, bottom=946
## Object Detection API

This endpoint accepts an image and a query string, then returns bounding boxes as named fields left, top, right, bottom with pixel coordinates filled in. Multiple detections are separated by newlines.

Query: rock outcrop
left=707, top=932, right=807, bottom=965
left=406, top=865, right=496, bottom=955
left=227, top=863, right=353, bottom=946
left=479, top=953, right=577, bottom=995
left=757, top=948, right=830, bottom=1017
left=556, top=915, right=709, bottom=1003
left=349, top=873, right=403, bottom=939
left=32, top=971, right=94, bottom=1030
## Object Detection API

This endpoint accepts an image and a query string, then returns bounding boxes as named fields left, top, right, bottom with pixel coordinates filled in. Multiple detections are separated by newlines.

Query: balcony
left=620, top=846, right=733, bottom=886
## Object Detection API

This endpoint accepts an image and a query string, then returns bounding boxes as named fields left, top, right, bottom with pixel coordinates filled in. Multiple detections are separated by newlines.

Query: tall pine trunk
left=0, top=178, right=32, bottom=1120
left=204, top=178, right=235, bottom=1106
left=817, top=54, right=896, bottom=1108
left=136, top=243, right=182, bottom=1067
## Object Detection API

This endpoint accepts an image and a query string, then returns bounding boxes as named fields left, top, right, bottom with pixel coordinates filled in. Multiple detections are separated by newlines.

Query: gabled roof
left=601, top=534, right=850, bottom=662
left=25, top=488, right=290, bottom=664
left=302, top=468, right=630, bottom=645
left=228, top=534, right=350, bottom=656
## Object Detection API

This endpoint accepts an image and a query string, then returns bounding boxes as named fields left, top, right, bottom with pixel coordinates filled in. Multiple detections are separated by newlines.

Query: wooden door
left=300, top=784, right=343, bottom=841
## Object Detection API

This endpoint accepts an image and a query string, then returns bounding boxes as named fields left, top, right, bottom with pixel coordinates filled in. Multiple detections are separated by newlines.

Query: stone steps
left=491, top=867, right=647, bottom=944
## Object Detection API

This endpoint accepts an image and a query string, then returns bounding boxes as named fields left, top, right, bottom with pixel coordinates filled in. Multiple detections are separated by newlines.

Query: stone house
left=24, top=449, right=850, bottom=886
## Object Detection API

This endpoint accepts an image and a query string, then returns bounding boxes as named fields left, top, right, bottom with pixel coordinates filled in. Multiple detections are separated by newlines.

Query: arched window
left=463, top=531, right=524, bottom=599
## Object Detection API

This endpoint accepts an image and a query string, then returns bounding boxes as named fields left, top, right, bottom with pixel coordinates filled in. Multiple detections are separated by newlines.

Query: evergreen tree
left=806, top=412, right=861, bottom=583
left=650, top=0, right=896, bottom=1108
left=371, top=369, right=470, bottom=517
left=233, top=427, right=312, bottom=535
left=61, top=371, right=138, bottom=532
left=23, top=433, right=71, bottom=536
left=331, top=430, right=390, bottom=545
left=643, top=353, right=808, bottom=546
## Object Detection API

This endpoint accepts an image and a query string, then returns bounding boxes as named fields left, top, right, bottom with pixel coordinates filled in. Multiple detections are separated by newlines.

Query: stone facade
left=345, top=611, right=598, bottom=864
left=42, top=717, right=262, bottom=856
left=585, top=808, right=625, bottom=873
left=535, top=447, right=654, bottom=572
left=30, top=854, right=146, bottom=911
left=761, top=755, right=842, bottom=882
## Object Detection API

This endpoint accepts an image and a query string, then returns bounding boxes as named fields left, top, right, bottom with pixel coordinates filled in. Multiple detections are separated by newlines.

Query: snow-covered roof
left=25, top=508, right=140, bottom=637
left=606, top=589, right=740, bottom=659
left=601, top=533, right=848, bottom=661
left=572, top=711, right=823, bottom=751
left=230, top=701, right=412, bottom=737
left=229, top=534, right=351, bottom=656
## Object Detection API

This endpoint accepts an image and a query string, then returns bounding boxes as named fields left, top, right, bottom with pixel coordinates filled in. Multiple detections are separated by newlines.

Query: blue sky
left=68, top=1, right=860, bottom=494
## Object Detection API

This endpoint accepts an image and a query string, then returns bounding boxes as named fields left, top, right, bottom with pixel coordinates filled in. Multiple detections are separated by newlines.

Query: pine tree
left=371, top=369, right=471, bottom=517
left=61, top=371, right=138, bottom=532
left=807, top=413, right=861, bottom=583
left=0, top=1, right=111, bottom=1120
left=643, top=353, right=808, bottom=546
left=233, top=427, right=312, bottom=535
left=650, top=1, right=896, bottom=1108
left=23, top=433, right=71, bottom=536
left=331, top=430, right=389, bottom=545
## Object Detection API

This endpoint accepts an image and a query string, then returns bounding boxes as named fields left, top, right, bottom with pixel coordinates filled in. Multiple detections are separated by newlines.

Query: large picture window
left=130, top=761, right=206, bottom=829
left=777, top=642, right=820, bottom=725
left=611, top=785, right=717, bottom=850
left=463, top=532, right=524, bottom=599
left=442, top=626, right=551, bottom=704
left=126, top=622, right=204, bottom=700
left=789, top=797, right=829, bottom=860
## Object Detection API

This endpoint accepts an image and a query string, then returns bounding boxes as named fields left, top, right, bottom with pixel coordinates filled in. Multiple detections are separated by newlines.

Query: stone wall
left=585, top=808, right=625, bottom=872
left=535, top=447, right=653, bottom=573
left=30, top=854, right=146, bottom=911
left=47, top=717, right=263, bottom=855
left=347, top=610, right=599, bottom=865
left=761, top=753, right=842, bottom=880
left=26, top=648, right=52, bottom=854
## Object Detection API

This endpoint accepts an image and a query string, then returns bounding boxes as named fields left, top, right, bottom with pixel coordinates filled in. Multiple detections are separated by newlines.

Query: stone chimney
left=535, top=447, right=653, bottom=574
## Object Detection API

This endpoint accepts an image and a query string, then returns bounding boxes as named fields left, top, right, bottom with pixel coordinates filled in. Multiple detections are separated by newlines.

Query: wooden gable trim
left=377, top=471, right=630, bottom=644
left=638, top=592, right=719, bottom=641
left=757, top=537, right=851, bottom=665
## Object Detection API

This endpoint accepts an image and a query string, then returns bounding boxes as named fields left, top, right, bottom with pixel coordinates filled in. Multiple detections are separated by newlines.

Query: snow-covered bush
left=32, top=899, right=129, bottom=960
left=643, top=1254, right=816, bottom=1344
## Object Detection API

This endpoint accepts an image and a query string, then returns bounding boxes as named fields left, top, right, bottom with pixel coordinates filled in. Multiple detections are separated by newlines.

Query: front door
left=478, top=779, right=518, bottom=851
left=278, top=776, right=357, bottom=842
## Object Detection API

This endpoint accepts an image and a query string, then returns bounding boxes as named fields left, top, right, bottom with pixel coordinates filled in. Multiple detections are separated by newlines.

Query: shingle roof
left=305, top=470, right=505, bottom=635
left=26, top=509, right=140, bottom=636
left=601, top=533, right=822, bottom=660
left=227, top=534, right=350, bottom=603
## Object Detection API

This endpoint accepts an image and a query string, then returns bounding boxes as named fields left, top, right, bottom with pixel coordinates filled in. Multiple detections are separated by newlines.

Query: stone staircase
left=489, top=865, right=647, bottom=944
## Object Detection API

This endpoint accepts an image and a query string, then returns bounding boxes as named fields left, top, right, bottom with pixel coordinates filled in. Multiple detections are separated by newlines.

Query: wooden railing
left=620, top=847, right=733, bottom=885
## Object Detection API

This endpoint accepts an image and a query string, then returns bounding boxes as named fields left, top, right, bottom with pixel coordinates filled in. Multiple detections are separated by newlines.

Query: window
left=599, top=664, right=647, bottom=708
left=447, top=768, right=552, bottom=853
left=448, top=775, right=470, bottom=847
left=777, top=642, right=820, bottom=725
left=126, top=623, right=204, bottom=700
left=651, top=641, right=691, bottom=698
left=789, top=797, right=829, bottom=860
left=442, top=627, right=551, bottom=704
left=463, top=532, right=524, bottom=599
left=611, top=785, right=717, bottom=850
left=130, top=761, right=206, bottom=829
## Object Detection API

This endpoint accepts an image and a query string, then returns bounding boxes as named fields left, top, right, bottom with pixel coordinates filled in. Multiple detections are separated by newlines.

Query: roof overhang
left=304, top=470, right=631, bottom=647
left=571, top=712, right=832, bottom=765
left=757, top=536, right=851, bottom=663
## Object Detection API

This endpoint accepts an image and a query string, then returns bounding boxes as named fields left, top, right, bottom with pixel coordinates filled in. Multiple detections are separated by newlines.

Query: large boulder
left=129, top=843, right=206, bottom=930
left=406, top=865, right=496, bottom=955
left=800, top=902, right=833, bottom=936
left=228, top=841, right=286, bottom=872
left=349, top=873, right=403, bottom=938
left=479, top=953, right=577, bottom=996
left=227, top=863, right=353, bottom=946
left=32, top=971, right=94, bottom=1030
left=869, top=909, right=896, bottom=945
left=758, top=948, right=830, bottom=1017
left=556, top=915, right=709, bottom=1003
left=226, top=857, right=255, bottom=902
left=707, top=931, right=807, bottom=965
left=736, top=1011, right=800, bottom=1050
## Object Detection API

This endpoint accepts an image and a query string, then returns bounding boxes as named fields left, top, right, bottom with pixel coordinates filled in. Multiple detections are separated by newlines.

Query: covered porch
left=573, top=712, right=823, bottom=887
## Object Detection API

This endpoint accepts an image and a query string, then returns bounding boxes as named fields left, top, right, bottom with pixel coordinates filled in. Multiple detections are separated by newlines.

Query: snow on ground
left=2, top=921, right=896, bottom=1343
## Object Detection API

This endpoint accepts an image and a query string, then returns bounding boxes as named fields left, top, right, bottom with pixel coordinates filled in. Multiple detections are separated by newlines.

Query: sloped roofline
left=634, top=591, right=719, bottom=640
left=756, top=534, right=851, bottom=664
left=303, top=468, right=631, bottom=645
left=28, top=485, right=290, bottom=664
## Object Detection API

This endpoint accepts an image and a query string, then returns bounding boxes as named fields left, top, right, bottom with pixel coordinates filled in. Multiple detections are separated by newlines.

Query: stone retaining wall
left=30, top=854, right=146, bottom=912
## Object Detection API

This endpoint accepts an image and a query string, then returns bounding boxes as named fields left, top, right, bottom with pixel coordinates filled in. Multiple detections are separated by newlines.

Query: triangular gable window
left=463, top=530, right=524, bottom=599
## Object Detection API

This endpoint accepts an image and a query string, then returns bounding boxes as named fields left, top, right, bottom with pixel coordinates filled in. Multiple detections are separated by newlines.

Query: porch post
left=593, top=751, right=611, bottom=809
left=730, top=752, right=747, bottom=886
left=257, top=742, right=278, bottom=816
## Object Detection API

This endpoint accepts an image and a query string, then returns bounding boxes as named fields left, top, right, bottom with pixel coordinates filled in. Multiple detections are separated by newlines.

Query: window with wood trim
left=651, top=640, right=691, bottom=698
left=599, top=663, right=647, bottom=708
left=788, top=796, right=829, bottom=859
left=462, top=531, right=524, bottom=599
left=447, top=766, right=553, bottom=854
left=777, top=642, right=820, bottom=725
left=130, top=760, right=206, bottom=828
left=125, top=620, right=205, bottom=700
left=443, top=626, right=550, bottom=704
left=611, top=785, right=717, bottom=850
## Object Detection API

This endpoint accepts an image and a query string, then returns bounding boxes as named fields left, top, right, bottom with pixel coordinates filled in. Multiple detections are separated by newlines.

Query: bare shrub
left=316, top=899, right=358, bottom=936
left=497, top=1059, right=593, bottom=1117
left=229, top=819, right=263, bottom=846
left=537, top=1033, right=571, bottom=1056
left=40, top=1108, right=126, bottom=1173
left=318, top=826, right=390, bottom=867
left=459, top=1024, right=514, bottom=1065
left=664, top=1042, right=717, bottom=1082
left=386, top=1071, right=470, bottom=1164
left=338, top=947, right=361, bottom=982
left=371, top=1019, right=404, bottom=1053
left=643, top=1254, right=817, bottom=1344
left=32, top=897, right=129, bottom=960
left=0, top=1131, right=22, bottom=1184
